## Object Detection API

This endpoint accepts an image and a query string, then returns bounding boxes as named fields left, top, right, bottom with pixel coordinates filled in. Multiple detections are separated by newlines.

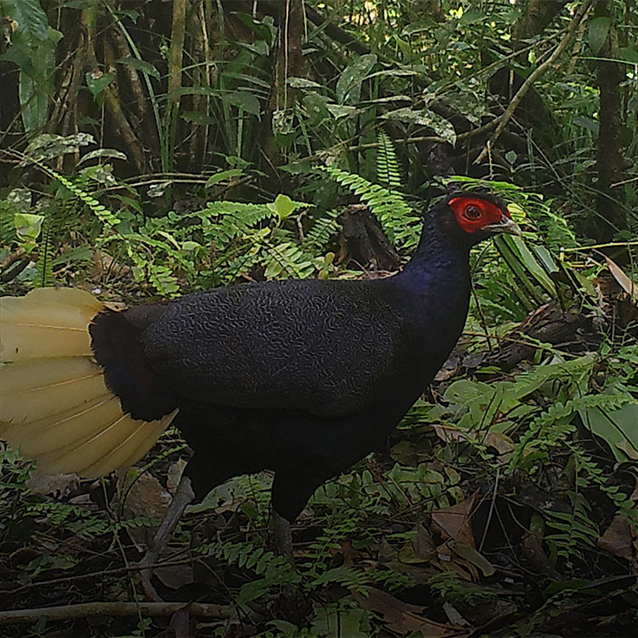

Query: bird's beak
left=484, top=215, right=522, bottom=237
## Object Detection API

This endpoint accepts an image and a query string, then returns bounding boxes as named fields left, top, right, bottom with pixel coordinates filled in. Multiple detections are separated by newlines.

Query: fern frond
left=304, top=208, right=341, bottom=249
left=0, top=201, right=17, bottom=245
left=36, top=218, right=53, bottom=286
left=376, top=131, right=402, bottom=190
left=264, top=241, right=315, bottom=279
left=323, top=166, right=420, bottom=249
left=45, top=166, right=121, bottom=227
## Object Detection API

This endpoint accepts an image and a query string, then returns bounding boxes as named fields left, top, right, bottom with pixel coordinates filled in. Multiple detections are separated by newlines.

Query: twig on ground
left=0, top=602, right=232, bottom=625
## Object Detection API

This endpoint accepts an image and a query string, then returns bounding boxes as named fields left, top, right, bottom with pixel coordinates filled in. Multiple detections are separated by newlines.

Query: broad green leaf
left=19, top=59, right=49, bottom=132
left=573, top=116, right=599, bottom=134
left=25, top=132, right=94, bottom=163
left=382, top=107, right=456, bottom=145
left=205, top=169, right=244, bottom=187
left=6, top=188, right=32, bottom=212
left=78, top=148, right=127, bottom=164
left=117, top=56, right=161, bottom=80
left=240, top=40, right=270, bottom=57
left=3, top=0, right=59, bottom=133
left=497, top=235, right=557, bottom=297
left=86, top=71, right=116, bottom=99
left=453, top=542, right=495, bottom=577
left=530, top=245, right=559, bottom=275
left=587, top=17, right=611, bottom=55
left=326, top=104, right=359, bottom=119
left=14, top=213, right=44, bottom=243
left=181, top=111, right=217, bottom=125
left=620, top=47, right=638, bottom=63
left=267, top=194, right=296, bottom=220
left=336, top=54, right=377, bottom=105
left=303, top=93, right=331, bottom=125
left=232, top=12, right=277, bottom=45
left=237, top=577, right=271, bottom=606
left=287, top=76, right=322, bottom=89
left=4, top=0, right=49, bottom=42
left=580, top=403, right=638, bottom=462
left=223, top=91, right=261, bottom=117
left=459, top=10, right=487, bottom=26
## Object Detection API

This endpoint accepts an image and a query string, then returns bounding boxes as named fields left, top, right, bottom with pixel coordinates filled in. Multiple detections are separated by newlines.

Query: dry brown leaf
left=598, top=514, right=636, bottom=564
left=354, top=588, right=466, bottom=637
left=522, top=531, right=561, bottom=578
left=432, top=425, right=514, bottom=456
left=339, top=539, right=362, bottom=565
left=26, top=470, right=79, bottom=498
left=169, top=606, right=196, bottom=638
left=416, top=522, right=437, bottom=561
left=433, top=424, right=465, bottom=444
left=452, top=542, right=494, bottom=577
left=155, top=564, right=194, bottom=590
left=484, top=431, right=516, bottom=455
left=431, top=494, right=477, bottom=547
left=605, top=256, right=638, bottom=303
left=119, top=471, right=172, bottom=549
left=167, top=458, right=188, bottom=493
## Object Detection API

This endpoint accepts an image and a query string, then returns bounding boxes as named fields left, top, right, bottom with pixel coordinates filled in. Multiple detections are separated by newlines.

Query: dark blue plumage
left=90, top=191, right=520, bottom=521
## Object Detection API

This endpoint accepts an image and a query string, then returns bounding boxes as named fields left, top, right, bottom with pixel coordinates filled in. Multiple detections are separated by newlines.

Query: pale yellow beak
left=484, top=215, right=522, bottom=237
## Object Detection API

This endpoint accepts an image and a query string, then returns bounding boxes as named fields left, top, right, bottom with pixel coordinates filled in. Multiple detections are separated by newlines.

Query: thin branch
left=0, top=602, right=232, bottom=625
left=475, top=0, right=594, bottom=164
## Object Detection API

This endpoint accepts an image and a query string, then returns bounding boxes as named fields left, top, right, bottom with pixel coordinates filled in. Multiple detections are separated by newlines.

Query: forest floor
left=1, top=291, right=637, bottom=638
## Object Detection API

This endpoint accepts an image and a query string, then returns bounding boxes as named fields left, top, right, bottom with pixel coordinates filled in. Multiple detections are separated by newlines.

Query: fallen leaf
left=167, top=459, right=188, bottom=493
left=416, top=522, right=437, bottom=561
left=119, top=471, right=172, bottom=549
left=431, top=494, right=477, bottom=547
left=354, top=588, right=465, bottom=637
left=155, top=564, right=194, bottom=590
left=605, top=256, right=638, bottom=303
left=26, top=471, right=78, bottom=498
left=169, top=606, right=196, bottom=638
left=452, top=542, right=495, bottom=577
left=432, top=426, right=514, bottom=456
left=521, top=531, right=561, bottom=578
left=598, top=515, right=635, bottom=564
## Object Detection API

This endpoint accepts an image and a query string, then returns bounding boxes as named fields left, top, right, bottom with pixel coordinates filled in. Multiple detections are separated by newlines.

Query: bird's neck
left=394, top=213, right=471, bottom=297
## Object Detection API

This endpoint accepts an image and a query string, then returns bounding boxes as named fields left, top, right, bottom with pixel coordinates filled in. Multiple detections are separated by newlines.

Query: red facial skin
left=448, top=197, right=511, bottom=234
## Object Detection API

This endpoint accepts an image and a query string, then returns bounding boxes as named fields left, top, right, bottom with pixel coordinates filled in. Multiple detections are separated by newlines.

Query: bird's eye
left=464, top=204, right=482, bottom=220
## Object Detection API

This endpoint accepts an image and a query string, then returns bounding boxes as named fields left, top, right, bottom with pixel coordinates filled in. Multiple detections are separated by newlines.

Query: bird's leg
left=137, top=474, right=195, bottom=600
left=270, top=468, right=327, bottom=559
left=271, top=508, right=293, bottom=559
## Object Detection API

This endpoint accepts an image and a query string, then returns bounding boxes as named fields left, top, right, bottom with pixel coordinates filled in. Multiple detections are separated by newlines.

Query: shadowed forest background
left=0, top=0, right=637, bottom=636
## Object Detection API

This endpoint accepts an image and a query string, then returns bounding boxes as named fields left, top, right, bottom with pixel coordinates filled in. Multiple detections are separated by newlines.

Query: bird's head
left=441, top=191, right=521, bottom=245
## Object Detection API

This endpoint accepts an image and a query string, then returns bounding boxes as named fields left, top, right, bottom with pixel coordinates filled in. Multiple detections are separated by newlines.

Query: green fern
left=304, top=208, right=342, bottom=249
left=35, top=218, right=53, bottom=286
left=376, top=131, right=402, bottom=190
left=264, top=241, right=315, bottom=278
left=545, top=491, right=599, bottom=567
left=0, top=200, right=17, bottom=245
left=37, top=163, right=121, bottom=227
left=198, top=540, right=301, bottom=606
left=323, top=165, right=420, bottom=249
left=195, top=201, right=277, bottom=243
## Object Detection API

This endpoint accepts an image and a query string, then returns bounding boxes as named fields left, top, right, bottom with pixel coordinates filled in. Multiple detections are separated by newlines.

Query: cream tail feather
left=0, top=287, right=176, bottom=477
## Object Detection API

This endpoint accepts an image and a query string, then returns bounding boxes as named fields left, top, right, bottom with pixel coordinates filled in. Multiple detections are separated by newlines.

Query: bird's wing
left=138, top=279, right=410, bottom=417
